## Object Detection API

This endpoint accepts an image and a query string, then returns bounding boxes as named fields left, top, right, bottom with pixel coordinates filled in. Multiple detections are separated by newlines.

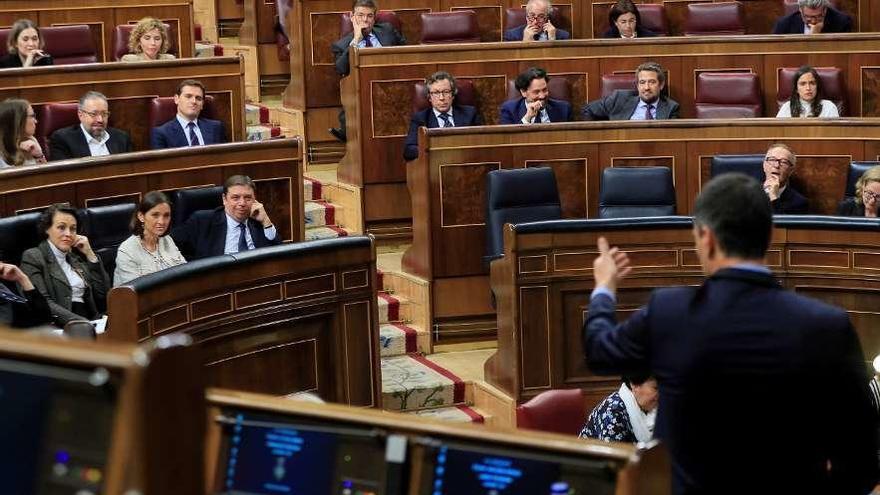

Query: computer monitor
left=214, top=409, right=393, bottom=494
left=417, top=438, right=618, bottom=495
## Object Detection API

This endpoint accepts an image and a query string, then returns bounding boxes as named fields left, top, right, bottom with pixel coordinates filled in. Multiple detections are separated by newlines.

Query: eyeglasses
left=429, top=90, right=454, bottom=98
left=864, top=190, right=880, bottom=202
left=80, top=110, right=110, bottom=119
left=764, top=157, right=793, bottom=168
left=526, top=13, right=549, bottom=21
left=800, top=8, right=826, bottom=22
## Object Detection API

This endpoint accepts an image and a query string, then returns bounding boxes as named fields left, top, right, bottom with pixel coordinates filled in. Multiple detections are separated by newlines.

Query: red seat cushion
left=412, top=79, right=477, bottom=112
left=420, top=11, right=481, bottom=44
left=636, top=3, right=669, bottom=35
left=1, top=25, right=97, bottom=65
left=776, top=66, right=846, bottom=116
left=34, top=102, right=80, bottom=160
left=601, top=73, right=637, bottom=97
left=695, top=72, right=762, bottom=118
left=515, top=389, right=588, bottom=436
left=683, top=2, right=745, bottom=36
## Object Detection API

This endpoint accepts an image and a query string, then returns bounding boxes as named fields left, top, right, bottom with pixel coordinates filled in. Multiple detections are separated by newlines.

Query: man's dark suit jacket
left=772, top=7, right=853, bottom=34
left=331, top=23, right=406, bottom=76
left=403, top=105, right=482, bottom=161
left=170, top=207, right=282, bottom=260
left=150, top=117, right=226, bottom=150
left=48, top=124, right=133, bottom=161
left=0, top=282, right=50, bottom=328
left=836, top=197, right=866, bottom=216
left=499, top=97, right=573, bottom=125
left=502, top=24, right=571, bottom=41
left=772, top=185, right=809, bottom=214
left=582, top=89, right=680, bottom=121
left=584, top=267, right=878, bottom=495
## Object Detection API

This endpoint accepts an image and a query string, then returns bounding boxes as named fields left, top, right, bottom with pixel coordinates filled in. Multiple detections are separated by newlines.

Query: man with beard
left=762, top=142, right=809, bottom=214
left=499, top=67, right=573, bottom=125
left=48, top=91, right=132, bottom=160
left=582, top=61, right=680, bottom=121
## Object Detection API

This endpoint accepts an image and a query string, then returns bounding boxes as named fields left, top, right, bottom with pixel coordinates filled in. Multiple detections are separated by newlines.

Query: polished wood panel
left=108, top=237, right=381, bottom=407
left=403, top=119, right=880, bottom=335
left=0, top=0, right=195, bottom=61
left=338, top=34, right=880, bottom=228
left=0, top=139, right=305, bottom=244
left=487, top=220, right=880, bottom=406
left=0, top=57, right=246, bottom=150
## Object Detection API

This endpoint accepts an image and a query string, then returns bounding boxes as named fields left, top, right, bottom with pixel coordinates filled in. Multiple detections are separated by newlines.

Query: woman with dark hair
left=0, top=19, right=53, bottom=68
left=120, top=17, right=175, bottom=62
left=776, top=65, right=839, bottom=118
left=113, top=191, right=186, bottom=286
left=602, top=0, right=656, bottom=38
left=579, top=371, right=658, bottom=443
left=20, top=204, right=110, bottom=326
left=838, top=165, right=880, bottom=217
left=0, top=98, right=46, bottom=167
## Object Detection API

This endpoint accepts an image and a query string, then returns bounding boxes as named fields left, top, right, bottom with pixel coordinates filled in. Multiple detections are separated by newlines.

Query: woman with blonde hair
left=838, top=165, right=880, bottom=217
left=120, top=17, right=175, bottom=62
left=0, top=98, right=46, bottom=167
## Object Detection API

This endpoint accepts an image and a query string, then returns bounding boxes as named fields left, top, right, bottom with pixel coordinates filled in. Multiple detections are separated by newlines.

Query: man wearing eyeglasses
left=48, top=91, right=132, bottom=161
left=772, top=0, right=852, bottom=34
left=403, top=71, right=482, bottom=161
left=763, top=143, right=809, bottom=214
left=503, top=0, right=570, bottom=41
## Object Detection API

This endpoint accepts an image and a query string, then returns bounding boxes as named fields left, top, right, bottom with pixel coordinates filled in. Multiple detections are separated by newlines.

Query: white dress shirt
left=48, top=242, right=86, bottom=303
left=630, top=99, right=656, bottom=120
left=176, top=114, right=205, bottom=146
left=80, top=125, right=110, bottom=156
left=223, top=213, right=277, bottom=254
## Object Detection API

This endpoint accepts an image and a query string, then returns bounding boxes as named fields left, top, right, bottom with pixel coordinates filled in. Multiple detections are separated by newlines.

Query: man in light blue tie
left=581, top=61, right=681, bottom=121
left=150, top=79, right=228, bottom=149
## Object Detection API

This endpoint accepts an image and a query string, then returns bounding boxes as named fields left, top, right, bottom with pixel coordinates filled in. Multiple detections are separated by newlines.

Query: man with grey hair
left=772, top=0, right=852, bottom=34
left=503, top=0, right=570, bottom=41
left=48, top=91, right=132, bottom=161
left=582, top=61, right=680, bottom=121
left=403, top=71, right=482, bottom=161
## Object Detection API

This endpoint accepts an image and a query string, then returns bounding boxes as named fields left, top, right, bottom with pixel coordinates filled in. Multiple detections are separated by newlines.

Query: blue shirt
left=223, top=213, right=277, bottom=254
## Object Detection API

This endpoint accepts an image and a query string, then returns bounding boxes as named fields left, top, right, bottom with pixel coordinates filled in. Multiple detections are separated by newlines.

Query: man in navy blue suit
left=150, top=79, right=227, bottom=149
left=502, top=0, right=570, bottom=41
left=170, top=175, right=281, bottom=260
left=403, top=71, right=482, bottom=161
left=499, top=67, right=573, bottom=125
left=584, top=173, right=877, bottom=494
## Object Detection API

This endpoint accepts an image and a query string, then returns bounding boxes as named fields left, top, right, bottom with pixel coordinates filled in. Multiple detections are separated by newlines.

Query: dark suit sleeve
left=35, top=55, right=54, bottom=67
left=472, top=110, right=484, bottom=126
left=150, top=126, right=167, bottom=150
left=216, top=120, right=228, bottom=144
left=392, top=26, right=407, bottom=46
left=499, top=101, right=518, bottom=125
left=839, top=11, right=854, bottom=32
left=120, top=130, right=133, bottom=153
left=771, top=15, right=790, bottom=34
left=556, top=29, right=571, bottom=40
left=502, top=27, right=518, bottom=41
left=170, top=217, right=197, bottom=260
left=48, top=130, right=73, bottom=161
left=582, top=95, right=612, bottom=121
left=837, top=198, right=859, bottom=216
left=11, top=287, right=51, bottom=328
left=83, top=257, right=110, bottom=314
left=668, top=99, right=681, bottom=119
left=20, top=248, right=80, bottom=326
left=564, top=101, right=574, bottom=122
left=403, top=112, right=422, bottom=161
left=332, top=36, right=354, bottom=76
left=582, top=292, right=651, bottom=376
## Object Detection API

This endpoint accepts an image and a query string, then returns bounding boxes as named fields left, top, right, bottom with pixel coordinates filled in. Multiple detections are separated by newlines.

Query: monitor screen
left=421, top=440, right=617, bottom=495
left=217, top=411, right=391, bottom=495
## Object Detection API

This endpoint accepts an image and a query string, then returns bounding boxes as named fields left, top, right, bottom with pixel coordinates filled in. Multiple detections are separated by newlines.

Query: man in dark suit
left=329, top=0, right=406, bottom=141
left=584, top=173, right=878, bottom=494
left=762, top=143, right=809, bottom=214
left=499, top=67, right=573, bottom=124
left=150, top=79, right=227, bottom=149
left=582, top=61, right=680, bottom=120
left=772, top=0, right=852, bottom=34
left=403, top=71, right=482, bottom=161
left=48, top=91, right=132, bottom=161
left=0, top=262, right=50, bottom=328
left=503, top=0, right=570, bottom=41
left=171, top=175, right=282, bottom=260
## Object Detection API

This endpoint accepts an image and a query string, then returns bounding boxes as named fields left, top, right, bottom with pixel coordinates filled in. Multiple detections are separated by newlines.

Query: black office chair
left=598, top=166, right=676, bottom=219
left=0, top=212, right=43, bottom=266
left=169, top=186, right=223, bottom=227
left=484, top=167, right=562, bottom=264
left=709, top=154, right=765, bottom=182
left=83, top=203, right=137, bottom=279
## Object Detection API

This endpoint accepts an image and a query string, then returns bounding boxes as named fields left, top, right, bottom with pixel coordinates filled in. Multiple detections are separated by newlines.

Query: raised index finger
left=597, top=236, right=610, bottom=255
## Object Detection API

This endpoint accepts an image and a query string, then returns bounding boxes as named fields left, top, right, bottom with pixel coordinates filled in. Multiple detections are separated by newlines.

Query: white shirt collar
left=176, top=114, right=199, bottom=127
left=225, top=211, right=246, bottom=230
left=47, top=241, right=69, bottom=263
left=80, top=124, right=109, bottom=145
left=432, top=107, right=453, bottom=119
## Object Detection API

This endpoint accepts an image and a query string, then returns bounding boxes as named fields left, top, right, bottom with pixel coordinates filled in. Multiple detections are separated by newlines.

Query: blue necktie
left=187, top=121, right=200, bottom=146
left=237, top=223, right=249, bottom=252
left=438, top=112, right=452, bottom=127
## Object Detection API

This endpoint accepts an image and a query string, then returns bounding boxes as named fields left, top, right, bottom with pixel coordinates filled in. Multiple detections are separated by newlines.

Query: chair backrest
left=515, top=389, right=588, bottom=435
left=846, top=161, right=879, bottom=198
left=34, top=102, right=80, bottom=160
left=112, top=22, right=179, bottom=61
left=83, top=203, right=137, bottom=277
left=783, top=0, right=839, bottom=15
left=709, top=154, right=765, bottom=183
left=412, top=79, right=477, bottom=112
left=485, top=167, right=562, bottom=262
left=503, top=6, right=564, bottom=30
left=636, top=3, right=669, bottom=35
left=695, top=72, right=762, bottom=119
left=0, top=212, right=42, bottom=267
left=169, top=186, right=224, bottom=227
left=148, top=95, right=217, bottom=128
left=601, top=73, right=636, bottom=97
left=599, top=166, right=676, bottom=219
left=776, top=66, right=846, bottom=116
left=505, top=77, right=571, bottom=103
left=683, top=2, right=745, bottom=36
left=339, top=11, right=402, bottom=37
left=420, top=11, right=481, bottom=44
left=0, top=25, right=98, bottom=65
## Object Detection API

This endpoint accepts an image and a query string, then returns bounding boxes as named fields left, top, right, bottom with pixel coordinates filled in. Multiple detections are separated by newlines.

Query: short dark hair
left=352, top=0, right=378, bottom=11
left=623, top=370, right=652, bottom=388
left=636, top=61, right=666, bottom=86
left=693, top=173, right=772, bottom=260
left=608, top=0, right=641, bottom=28
left=515, top=67, right=549, bottom=92
left=131, top=191, right=172, bottom=236
left=37, top=204, right=79, bottom=238
left=424, top=71, right=457, bottom=98
left=223, top=175, right=255, bottom=195
left=175, top=79, right=205, bottom=97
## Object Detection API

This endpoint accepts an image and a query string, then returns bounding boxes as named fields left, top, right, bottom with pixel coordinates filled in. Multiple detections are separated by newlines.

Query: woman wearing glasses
left=0, top=98, right=46, bottom=168
left=838, top=166, right=880, bottom=217
left=776, top=65, right=839, bottom=118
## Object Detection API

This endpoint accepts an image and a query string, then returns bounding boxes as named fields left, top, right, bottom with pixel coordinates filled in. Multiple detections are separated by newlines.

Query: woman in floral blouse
left=579, top=372, right=658, bottom=443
